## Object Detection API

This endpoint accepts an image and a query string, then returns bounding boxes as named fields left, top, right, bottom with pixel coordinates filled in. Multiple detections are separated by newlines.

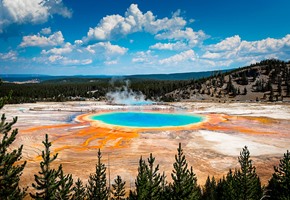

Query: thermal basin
left=89, top=111, right=204, bottom=128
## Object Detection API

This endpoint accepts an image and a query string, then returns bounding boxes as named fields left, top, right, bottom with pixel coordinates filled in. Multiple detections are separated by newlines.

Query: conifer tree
left=171, top=143, right=200, bottom=200
left=87, top=149, right=108, bottom=200
left=202, top=176, right=217, bottom=200
left=111, top=175, right=126, bottom=200
left=234, top=146, right=262, bottom=200
left=30, top=134, right=62, bottom=200
left=135, top=154, right=163, bottom=200
left=0, top=85, right=27, bottom=200
left=135, top=156, right=149, bottom=200
left=72, top=178, right=86, bottom=200
left=146, top=153, right=163, bottom=200
left=160, top=172, right=171, bottom=200
left=222, top=169, right=237, bottom=200
left=267, top=150, right=290, bottom=199
left=55, top=165, right=74, bottom=200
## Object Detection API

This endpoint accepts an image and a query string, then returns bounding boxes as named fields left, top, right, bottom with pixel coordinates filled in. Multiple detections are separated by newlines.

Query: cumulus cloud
left=150, top=41, right=188, bottom=51
left=205, top=35, right=241, bottom=52
left=155, top=28, right=207, bottom=47
left=47, top=54, right=92, bottom=65
left=83, top=4, right=186, bottom=42
left=0, top=50, right=17, bottom=61
left=0, top=0, right=72, bottom=33
left=159, top=49, right=196, bottom=65
left=104, top=60, right=118, bottom=65
left=203, top=34, right=290, bottom=60
left=86, top=42, right=128, bottom=57
left=20, top=31, right=64, bottom=47
left=42, top=42, right=73, bottom=55
left=40, top=27, right=52, bottom=35
left=199, top=34, right=290, bottom=68
left=132, top=50, right=157, bottom=64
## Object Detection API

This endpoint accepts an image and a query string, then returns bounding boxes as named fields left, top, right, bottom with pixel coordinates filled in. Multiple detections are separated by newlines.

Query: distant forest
left=0, top=59, right=290, bottom=104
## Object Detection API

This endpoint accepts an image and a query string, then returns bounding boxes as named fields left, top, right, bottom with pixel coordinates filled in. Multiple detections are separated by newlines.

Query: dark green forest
left=0, top=78, right=191, bottom=103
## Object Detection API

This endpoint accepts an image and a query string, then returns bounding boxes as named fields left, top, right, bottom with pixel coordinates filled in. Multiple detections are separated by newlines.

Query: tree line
left=1, top=97, right=290, bottom=199
left=0, top=78, right=191, bottom=104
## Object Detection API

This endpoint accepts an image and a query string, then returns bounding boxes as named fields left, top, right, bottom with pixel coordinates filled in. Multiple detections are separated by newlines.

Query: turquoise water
left=90, top=112, right=204, bottom=128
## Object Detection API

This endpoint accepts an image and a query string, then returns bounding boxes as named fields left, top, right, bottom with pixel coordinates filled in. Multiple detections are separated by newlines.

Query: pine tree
left=160, top=172, right=171, bottom=200
left=171, top=143, right=200, bottom=200
left=146, top=153, right=163, bottom=200
left=55, top=165, right=74, bottom=200
left=87, top=149, right=108, bottom=200
left=111, top=175, right=126, bottom=200
left=222, top=169, right=237, bottom=200
left=134, top=154, right=163, bottom=200
left=72, top=178, right=86, bottom=200
left=0, top=86, right=27, bottom=200
left=30, top=134, right=62, bottom=200
left=135, top=156, right=149, bottom=200
left=202, top=176, right=217, bottom=200
left=234, top=146, right=262, bottom=200
left=267, top=150, right=290, bottom=199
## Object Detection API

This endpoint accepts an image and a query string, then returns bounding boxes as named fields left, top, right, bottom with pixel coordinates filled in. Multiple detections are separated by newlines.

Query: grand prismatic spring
left=3, top=101, right=290, bottom=190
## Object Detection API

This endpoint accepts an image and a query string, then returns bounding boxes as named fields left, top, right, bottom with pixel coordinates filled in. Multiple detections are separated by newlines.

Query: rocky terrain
left=165, top=59, right=290, bottom=103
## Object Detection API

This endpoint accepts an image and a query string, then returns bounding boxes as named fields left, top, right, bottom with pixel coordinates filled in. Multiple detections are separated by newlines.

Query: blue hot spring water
left=90, top=112, right=204, bottom=128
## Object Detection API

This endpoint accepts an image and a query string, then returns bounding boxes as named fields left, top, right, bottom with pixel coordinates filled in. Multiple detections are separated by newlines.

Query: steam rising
left=106, top=79, right=153, bottom=105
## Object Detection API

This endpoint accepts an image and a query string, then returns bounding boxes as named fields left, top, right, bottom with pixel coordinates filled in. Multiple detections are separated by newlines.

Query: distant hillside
left=164, top=59, right=290, bottom=102
left=124, top=70, right=229, bottom=80
left=0, top=70, right=229, bottom=83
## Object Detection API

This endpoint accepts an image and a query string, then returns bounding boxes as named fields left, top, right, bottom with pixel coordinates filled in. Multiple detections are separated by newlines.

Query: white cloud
left=42, top=42, right=73, bottom=55
left=205, top=35, right=241, bottom=52
left=104, top=60, right=118, bottom=65
left=0, top=0, right=72, bottom=33
left=86, top=42, right=128, bottom=57
left=203, top=34, right=290, bottom=61
left=48, top=54, right=92, bottom=65
left=159, top=49, right=196, bottom=65
left=199, top=34, right=290, bottom=68
left=132, top=50, right=157, bottom=64
left=62, top=58, right=92, bottom=65
left=48, top=55, right=63, bottom=62
left=40, top=27, right=51, bottom=35
left=83, top=4, right=186, bottom=42
left=150, top=41, right=188, bottom=51
left=74, top=40, right=83, bottom=45
left=0, top=50, right=17, bottom=60
left=155, top=28, right=207, bottom=47
left=20, top=31, right=64, bottom=47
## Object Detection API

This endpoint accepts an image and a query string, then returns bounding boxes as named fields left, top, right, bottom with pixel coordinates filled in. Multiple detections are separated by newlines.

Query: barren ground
left=2, top=101, right=290, bottom=196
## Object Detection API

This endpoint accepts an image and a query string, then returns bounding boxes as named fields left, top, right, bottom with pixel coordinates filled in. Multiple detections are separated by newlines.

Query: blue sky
left=0, top=0, right=290, bottom=75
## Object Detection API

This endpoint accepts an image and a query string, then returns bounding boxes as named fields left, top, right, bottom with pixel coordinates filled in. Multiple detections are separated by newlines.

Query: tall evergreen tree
left=72, top=178, right=86, bottom=200
left=0, top=84, right=27, bottom=200
left=267, top=150, right=290, bottom=200
left=87, top=149, right=108, bottom=200
left=234, top=146, right=262, bottom=200
left=134, top=156, right=148, bottom=200
left=202, top=176, right=217, bottom=200
left=222, top=169, right=238, bottom=200
left=146, top=153, right=163, bottom=200
left=55, top=165, right=74, bottom=200
left=134, top=154, right=163, bottom=200
left=30, top=134, right=62, bottom=200
left=171, top=143, right=200, bottom=200
left=160, top=172, right=171, bottom=200
left=111, top=175, right=126, bottom=200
